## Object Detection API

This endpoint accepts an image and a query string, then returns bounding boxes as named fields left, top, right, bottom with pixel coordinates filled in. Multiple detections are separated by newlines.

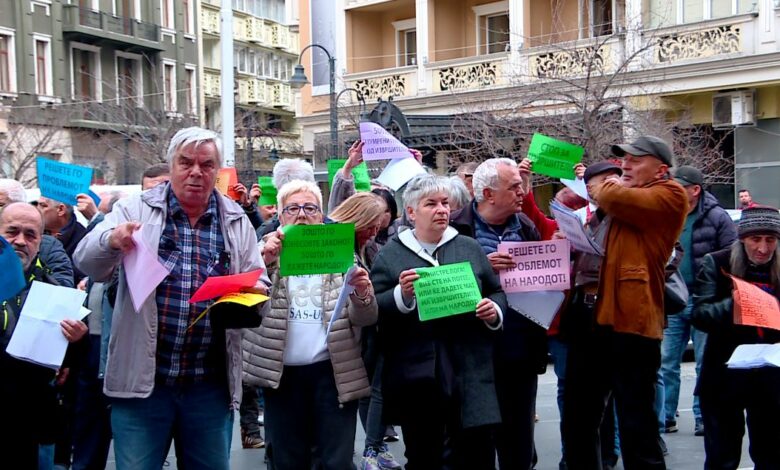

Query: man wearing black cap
left=691, top=206, right=780, bottom=468
left=659, top=166, right=736, bottom=438
left=562, top=136, right=688, bottom=470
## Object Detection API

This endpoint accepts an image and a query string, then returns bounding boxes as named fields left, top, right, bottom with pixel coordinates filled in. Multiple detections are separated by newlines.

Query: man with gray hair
left=74, top=126, right=271, bottom=469
left=450, top=157, right=546, bottom=469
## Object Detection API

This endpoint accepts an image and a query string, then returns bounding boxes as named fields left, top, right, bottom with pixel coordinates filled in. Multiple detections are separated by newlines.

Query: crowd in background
left=0, top=126, right=778, bottom=470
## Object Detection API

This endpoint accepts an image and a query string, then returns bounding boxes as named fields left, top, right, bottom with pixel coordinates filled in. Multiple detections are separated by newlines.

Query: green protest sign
left=414, top=262, right=482, bottom=321
left=257, top=176, right=277, bottom=206
left=327, top=159, right=371, bottom=192
left=280, top=223, right=355, bottom=276
left=527, top=134, right=584, bottom=180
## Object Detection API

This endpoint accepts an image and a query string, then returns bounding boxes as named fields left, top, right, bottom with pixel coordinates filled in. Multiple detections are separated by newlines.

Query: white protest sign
left=506, top=290, right=566, bottom=329
left=497, top=240, right=570, bottom=293
left=550, top=201, right=604, bottom=256
left=560, top=177, right=589, bottom=201
left=376, top=156, right=427, bottom=191
left=359, top=122, right=409, bottom=161
left=6, top=281, right=89, bottom=369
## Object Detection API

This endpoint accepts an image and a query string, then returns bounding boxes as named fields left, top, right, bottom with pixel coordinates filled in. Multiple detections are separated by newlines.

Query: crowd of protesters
left=0, top=126, right=778, bottom=470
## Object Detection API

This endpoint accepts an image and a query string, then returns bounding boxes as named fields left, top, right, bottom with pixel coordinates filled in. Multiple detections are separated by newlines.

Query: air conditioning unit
left=712, top=90, right=755, bottom=128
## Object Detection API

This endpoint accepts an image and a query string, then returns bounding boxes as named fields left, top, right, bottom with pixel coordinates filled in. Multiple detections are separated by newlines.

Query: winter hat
left=738, top=206, right=780, bottom=239
left=584, top=161, right=622, bottom=184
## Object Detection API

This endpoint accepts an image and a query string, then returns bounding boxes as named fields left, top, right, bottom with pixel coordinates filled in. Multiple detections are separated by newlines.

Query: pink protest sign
left=498, top=240, right=570, bottom=293
left=359, top=122, right=409, bottom=160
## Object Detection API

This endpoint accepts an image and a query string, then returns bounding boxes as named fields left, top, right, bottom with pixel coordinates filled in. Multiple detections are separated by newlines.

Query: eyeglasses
left=282, top=203, right=321, bottom=216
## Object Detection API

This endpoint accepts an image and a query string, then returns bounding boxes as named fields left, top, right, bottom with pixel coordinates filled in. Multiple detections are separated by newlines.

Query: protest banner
left=280, top=223, right=355, bottom=276
left=189, top=269, right=264, bottom=303
left=506, top=290, right=566, bottom=329
left=527, top=134, right=584, bottom=180
left=730, top=274, right=780, bottom=330
left=375, top=155, right=426, bottom=191
left=327, top=159, right=371, bottom=192
left=257, top=176, right=277, bottom=206
left=498, top=240, right=571, bottom=292
left=0, top=237, right=26, bottom=303
left=36, top=157, right=93, bottom=206
left=359, top=122, right=410, bottom=160
left=414, top=262, right=482, bottom=321
left=215, top=167, right=240, bottom=200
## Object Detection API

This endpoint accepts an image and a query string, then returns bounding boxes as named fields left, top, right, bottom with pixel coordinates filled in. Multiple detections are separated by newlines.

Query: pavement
left=106, top=361, right=754, bottom=469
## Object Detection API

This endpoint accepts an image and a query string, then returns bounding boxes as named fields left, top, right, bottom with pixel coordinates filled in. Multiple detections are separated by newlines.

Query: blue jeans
left=111, top=380, right=232, bottom=470
left=660, top=299, right=706, bottom=422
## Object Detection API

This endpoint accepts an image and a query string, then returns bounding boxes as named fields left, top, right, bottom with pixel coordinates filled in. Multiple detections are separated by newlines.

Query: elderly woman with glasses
left=242, top=180, right=378, bottom=470
left=370, top=173, right=507, bottom=470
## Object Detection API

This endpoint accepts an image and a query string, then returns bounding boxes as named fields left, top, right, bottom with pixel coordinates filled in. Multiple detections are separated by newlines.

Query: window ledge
left=0, top=92, right=18, bottom=99
left=184, top=33, right=196, bottom=41
left=37, top=95, right=61, bottom=104
left=166, top=111, right=183, bottom=119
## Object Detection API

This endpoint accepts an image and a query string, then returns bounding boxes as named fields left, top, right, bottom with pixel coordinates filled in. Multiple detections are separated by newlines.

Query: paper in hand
left=123, top=227, right=170, bottom=312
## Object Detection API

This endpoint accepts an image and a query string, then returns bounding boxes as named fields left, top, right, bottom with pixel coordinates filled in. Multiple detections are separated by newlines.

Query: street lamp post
left=289, top=44, right=338, bottom=157
left=335, top=87, right=367, bottom=123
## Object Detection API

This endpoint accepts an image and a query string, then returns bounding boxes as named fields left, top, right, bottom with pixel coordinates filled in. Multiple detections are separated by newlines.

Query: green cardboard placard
left=327, top=159, right=371, bottom=192
left=527, top=133, right=584, bottom=180
left=257, top=176, right=277, bottom=206
left=414, top=262, right=483, bottom=321
left=279, top=223, right=355, bottom=276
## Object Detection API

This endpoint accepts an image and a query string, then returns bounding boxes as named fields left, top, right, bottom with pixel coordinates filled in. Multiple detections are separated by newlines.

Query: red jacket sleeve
left=522, top=191, right=558, bottom=241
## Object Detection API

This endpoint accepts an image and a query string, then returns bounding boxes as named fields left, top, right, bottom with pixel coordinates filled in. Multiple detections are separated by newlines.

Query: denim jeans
left=660, top=299, right=706, bottom=422
left=111, top=380, right=232, bottom=470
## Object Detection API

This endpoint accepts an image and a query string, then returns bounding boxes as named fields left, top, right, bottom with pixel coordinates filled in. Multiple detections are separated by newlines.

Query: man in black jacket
left=661, top=166, right=737, bottom=437
left=0, top=202, right=87, bottom=468
left=692, top=206, right=780, bottom=468
left=449, top=158, right=545, bottom=470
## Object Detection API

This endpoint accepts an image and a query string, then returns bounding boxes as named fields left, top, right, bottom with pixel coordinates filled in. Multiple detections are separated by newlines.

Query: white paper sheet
left=376, top=156, right=427, bottom=191
left=6, top=281, right=89, bottom=369
left=560, top=177, right=589, bottom=201
left=506, top=290, right=566, bottom=329
left=726, top=343, right=780, bottom=369
left=123, top=226, right=170, bottom=312
left=550, top=201, right=604, bottom=256
left=326, top=266, right=358, bottom=337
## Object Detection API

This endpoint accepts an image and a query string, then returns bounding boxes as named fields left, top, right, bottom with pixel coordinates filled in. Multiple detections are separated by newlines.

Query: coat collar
left=141, top=181, right=246, bottom=222
left=397, top=226, right=459, bottom=266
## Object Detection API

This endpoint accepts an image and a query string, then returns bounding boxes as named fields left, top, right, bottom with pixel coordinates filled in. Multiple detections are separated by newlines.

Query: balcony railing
left=62, top=5, right=162, bottom=49
left=345, top=66, right=418, bottom=102
left=646, top=14, right=755, bottom=64
left=427, top=55, right=510, bottom=92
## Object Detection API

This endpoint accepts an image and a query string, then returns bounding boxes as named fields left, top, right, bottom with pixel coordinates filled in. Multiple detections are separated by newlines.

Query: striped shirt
left=155, top=187, right=227, bottom=385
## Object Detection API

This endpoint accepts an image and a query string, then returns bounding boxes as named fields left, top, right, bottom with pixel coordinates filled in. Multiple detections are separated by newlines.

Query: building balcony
left=427, top=54, right=510, bottom=92
left=62, top=5, right=164, bottom=51
left=204, top=68, right=222, bottom=100
left=345, top=0, right=395, bottom=9
left=642, top=14, right=756, bottom=66
left=223, top=73, right=293, bottom=111
left=344, top=66, right=418, bottom=102
left=201, top=7, right=220, bottom=36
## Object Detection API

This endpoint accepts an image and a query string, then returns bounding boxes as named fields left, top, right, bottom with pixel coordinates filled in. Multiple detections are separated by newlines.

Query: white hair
left=165, top=127, right=223, bottom=165
left=447, top=176, right=471, bottom=210
left=473, top=157, right=517, bottom=203
left=0, top=178, right=26, bottom=203
left=403, top=174, right=451, bottom=211
left=272, top=159, right=315, bottom=189
left=277, top=179, right=323, bottom=210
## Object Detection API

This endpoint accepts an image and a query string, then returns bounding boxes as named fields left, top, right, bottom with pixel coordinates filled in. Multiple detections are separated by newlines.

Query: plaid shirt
left=156, top=187, right=227, bottom=385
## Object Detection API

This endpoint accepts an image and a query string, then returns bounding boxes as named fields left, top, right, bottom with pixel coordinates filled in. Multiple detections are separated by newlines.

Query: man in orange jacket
left=562, top=136, right=688, bottom=470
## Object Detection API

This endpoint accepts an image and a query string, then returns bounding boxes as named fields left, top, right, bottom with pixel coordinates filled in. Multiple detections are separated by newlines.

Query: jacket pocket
left=617, top=266, right=651, bottom=313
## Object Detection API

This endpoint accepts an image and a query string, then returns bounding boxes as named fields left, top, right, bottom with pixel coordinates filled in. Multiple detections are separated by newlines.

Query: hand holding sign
left=109, top=222, right=142, bottom=253
left=279, top=224, right=355, bottom=276
left=475, top=298, right=498, bottom=325
left=498, top=240, right=571, bottom=293
left=399, top=269, right=420, bottom=299
left=345, top=140, right=365, bottom=171
left=215, top=168, right=240, bottom=200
